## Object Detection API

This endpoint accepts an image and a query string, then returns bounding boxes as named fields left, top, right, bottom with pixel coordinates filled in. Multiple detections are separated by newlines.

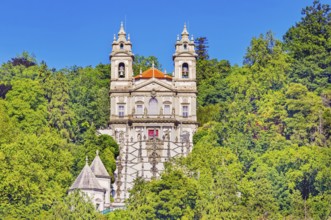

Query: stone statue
left=144, top=107, right=147, bottom=116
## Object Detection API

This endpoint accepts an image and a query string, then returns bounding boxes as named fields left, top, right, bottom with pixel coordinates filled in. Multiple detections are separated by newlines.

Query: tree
left=71, top=125, right=118, bottom=178
left=43, top=71, right=75, bottom=139
left=195, top=37, right=209, bottom=60
left=4, top=79, right=48, bottom=133
left=284, top=83, right=325, bottom=146
left=66, top=65, right=110, bottom=138
left=132, top=55, right=162, bottom=76
left=283, top=0, right=331, bottom=93
left=44, top=190, right=104, bottom=220
left=0, top=131, right=74, bottom=219
left=10, top=51, right=37, bottom=68
left=126, top=170, right=200, bottom=220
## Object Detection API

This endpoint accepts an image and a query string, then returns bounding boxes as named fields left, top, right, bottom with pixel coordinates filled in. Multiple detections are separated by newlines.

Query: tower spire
left=181, top=23, right=189, bottom=37
left=118, top=22, right=127, bottom=41
left=119, top=21, right=125, bottom=34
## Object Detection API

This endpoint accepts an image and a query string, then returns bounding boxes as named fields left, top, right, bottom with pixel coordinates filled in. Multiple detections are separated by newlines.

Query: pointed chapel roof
left=134, top=68, right=172, bottom=80
left=69, top=157, right=105, bottom=192
left=90, top=150, right=111, bottom=179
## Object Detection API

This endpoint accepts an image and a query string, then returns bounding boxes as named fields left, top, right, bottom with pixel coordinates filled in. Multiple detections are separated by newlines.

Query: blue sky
left=0, top=0, right=327, bottom=72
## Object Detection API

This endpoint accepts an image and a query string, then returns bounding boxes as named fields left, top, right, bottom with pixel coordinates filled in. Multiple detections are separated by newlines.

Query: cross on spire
left=152, top=61, right=155, bottom=78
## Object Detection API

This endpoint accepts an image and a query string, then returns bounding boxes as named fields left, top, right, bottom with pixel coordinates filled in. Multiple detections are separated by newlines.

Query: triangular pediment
left=132, top=79, right=174, bottom=92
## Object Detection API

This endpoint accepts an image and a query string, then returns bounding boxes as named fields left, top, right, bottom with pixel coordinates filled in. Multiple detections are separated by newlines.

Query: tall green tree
left=4, top=78, right=47, bottom=133
left=283, top=0, right=331, bottom=93
left=195, top=37, right=209, bottom=60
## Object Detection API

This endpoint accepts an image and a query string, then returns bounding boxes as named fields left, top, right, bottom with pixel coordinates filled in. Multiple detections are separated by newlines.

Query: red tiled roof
left=135, top=68, right=172, bottom=80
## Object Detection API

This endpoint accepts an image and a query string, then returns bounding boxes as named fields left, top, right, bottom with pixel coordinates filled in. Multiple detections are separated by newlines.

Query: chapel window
left=182, top=63, right=189, bottom=78
left=118, top=63, right=125, bottom=78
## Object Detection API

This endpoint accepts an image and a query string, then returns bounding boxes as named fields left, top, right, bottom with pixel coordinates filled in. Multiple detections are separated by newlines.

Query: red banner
left=148, top=129, right=158, bottom=137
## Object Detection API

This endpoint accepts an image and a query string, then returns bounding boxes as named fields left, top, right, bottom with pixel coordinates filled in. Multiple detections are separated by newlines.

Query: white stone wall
left=96, top=177, right=111, bottom=207
left=74, top=189, right=105, bottom=211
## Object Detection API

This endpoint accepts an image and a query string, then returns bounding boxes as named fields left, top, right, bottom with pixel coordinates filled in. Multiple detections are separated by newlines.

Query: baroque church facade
left=70, top=23, right=198, bottom=210
left=109, top=23, right=198, bottom=207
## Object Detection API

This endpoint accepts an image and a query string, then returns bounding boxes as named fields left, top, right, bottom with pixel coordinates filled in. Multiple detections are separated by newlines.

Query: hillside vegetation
left=0, top=0, right=330, bottom=219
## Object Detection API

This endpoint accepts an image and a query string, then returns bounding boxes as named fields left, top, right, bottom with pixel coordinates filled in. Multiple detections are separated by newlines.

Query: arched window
left=183, top=44, right=187, bottom=50
left=182, top=63, right=189, bottom=78
left=148, top=98, right=158, bottom=115
left=118, top=63, right=125, bottom=78
left=120, top=43, right=124, bottom=49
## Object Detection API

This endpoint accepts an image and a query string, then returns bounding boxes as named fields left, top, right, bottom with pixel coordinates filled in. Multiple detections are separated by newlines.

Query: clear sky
left=0, top=0, right=327, bottom=72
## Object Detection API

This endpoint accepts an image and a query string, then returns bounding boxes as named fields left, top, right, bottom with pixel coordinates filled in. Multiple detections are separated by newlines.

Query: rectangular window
left=136, top=105, right=143, bottom=114
left=118, top=105, right=125, bottom=117
left=164, top=105, right=171, bottom=115
left=182, top=106, right=188, bottom=117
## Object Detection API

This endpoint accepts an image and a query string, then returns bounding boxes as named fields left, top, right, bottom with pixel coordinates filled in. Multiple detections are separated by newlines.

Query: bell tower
left=173, top=24, right=197, bottom=87
left=110, top=22, right=134, bottom=89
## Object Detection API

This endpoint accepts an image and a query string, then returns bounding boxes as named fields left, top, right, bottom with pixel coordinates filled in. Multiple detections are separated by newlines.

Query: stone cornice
left=109, top=118, right=198, bottom=126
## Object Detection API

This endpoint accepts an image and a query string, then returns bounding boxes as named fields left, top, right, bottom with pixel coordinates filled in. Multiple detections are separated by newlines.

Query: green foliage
left=125, top=170, right=200, bottom=220
left=66, top=64, right=110, bottom=136
left=284, top=0, right=331, bottom=93
left=0, top=56, right=116, bottom=218
left=44, top=190, right=104, bottom=220
left=197, top=104, right=221, bottom=125
left=72, top=125, right=118, bottom=178
left=196, top=58, right=230, bottom=88
left=43, top=71, right=75, bottom=139
left=106, top=209, right=131, bottom=220
left=2, top=1, right=331, bottom=219
left=0, top=130, right=73, bottom=218
left=195, top=37, right=209, bottom=60
left=5, top=78, right=48, bottom=133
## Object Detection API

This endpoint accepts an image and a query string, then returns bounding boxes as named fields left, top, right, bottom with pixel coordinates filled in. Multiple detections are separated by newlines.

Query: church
left=70, top=23, right=198, bottom=209
left=109, top=22, right=198, bottom=207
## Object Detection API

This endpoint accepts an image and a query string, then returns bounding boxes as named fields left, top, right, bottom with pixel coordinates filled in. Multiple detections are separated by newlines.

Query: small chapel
left=68, top=151, right=111, bottom=211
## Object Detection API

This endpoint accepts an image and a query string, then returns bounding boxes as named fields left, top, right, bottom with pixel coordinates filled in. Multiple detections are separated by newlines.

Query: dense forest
left=0, top=0, right=330, bottom=219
